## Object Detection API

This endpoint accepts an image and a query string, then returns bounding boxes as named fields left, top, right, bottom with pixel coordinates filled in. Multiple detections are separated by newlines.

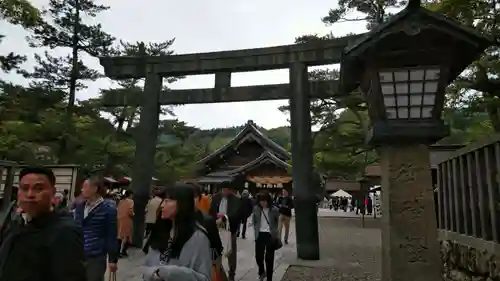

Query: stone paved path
left=109, top=211, right=381, bottom=281
left=281, top=217, right=381, bottom=281
left=108, top=220, right=297, bottom=281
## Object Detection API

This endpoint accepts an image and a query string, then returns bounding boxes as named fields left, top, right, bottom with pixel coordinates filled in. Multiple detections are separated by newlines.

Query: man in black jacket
left=276, top=188, right=294, bottom=244
left=210, top=186, right=242, bottom=281
left=0, top=166, right=86, bottom=281
left=238, top=190, right=253, bottom=239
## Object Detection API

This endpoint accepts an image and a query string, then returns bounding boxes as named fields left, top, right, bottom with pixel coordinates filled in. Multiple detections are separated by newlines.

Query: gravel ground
left=281, top=217, right=381, bottom=281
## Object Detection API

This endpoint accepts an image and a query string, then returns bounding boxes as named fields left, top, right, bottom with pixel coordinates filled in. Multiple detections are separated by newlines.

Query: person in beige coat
left=117, top=190, right=134, bottom=257
left=145, top=187, right=164, bottom=234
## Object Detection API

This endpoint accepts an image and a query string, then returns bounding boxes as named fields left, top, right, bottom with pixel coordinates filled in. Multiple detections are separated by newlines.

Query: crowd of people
left=327, top=196, right=373, bottom=215
left=0, top=166, right=295, bottom=281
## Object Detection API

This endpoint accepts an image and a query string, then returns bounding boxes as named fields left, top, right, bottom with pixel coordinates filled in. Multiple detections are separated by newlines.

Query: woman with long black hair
left=143, top=183, right=212, bottom=281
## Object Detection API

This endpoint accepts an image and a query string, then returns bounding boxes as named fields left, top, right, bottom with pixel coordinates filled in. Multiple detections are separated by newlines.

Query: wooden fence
left=437, top=134, right=500, bottom=243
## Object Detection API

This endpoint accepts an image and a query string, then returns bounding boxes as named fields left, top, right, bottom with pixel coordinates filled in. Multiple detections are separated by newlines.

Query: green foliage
left=0, top=0, right=42, bottom=72
left=322, top=0, right=406, bottom=29
left=28, top=0, right=115, bottom=56
left=279, top=63, right=371, bottom=178
left=289, top=0, right=496, bottom=179
left=426, top=0, right=500, bottom=132
left=98, top=40, right=180, bottom=135
left=0, top=0, right=41, bottom=27
left=27, top=51, right=101, bottom=90
left=21, top=0, right=115, bottom=162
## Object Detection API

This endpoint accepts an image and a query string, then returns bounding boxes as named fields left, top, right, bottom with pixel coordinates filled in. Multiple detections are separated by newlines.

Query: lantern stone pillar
left=338, top=0, right=492, bottom=279
left=130, top=67, right=163, bottom=246
left=379, top=143, right=441, bottom=281
left=289, top=62, right=320, bottom=260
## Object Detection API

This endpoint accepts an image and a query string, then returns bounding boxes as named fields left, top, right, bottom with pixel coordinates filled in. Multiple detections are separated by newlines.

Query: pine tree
left=0, top=0, right=41, bottom=72
left=322, top=0, right=406, bottom=30
left=25, top=0, right=115, bottom=162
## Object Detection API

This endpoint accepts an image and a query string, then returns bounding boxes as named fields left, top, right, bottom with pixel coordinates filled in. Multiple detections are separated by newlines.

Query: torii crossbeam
left=101, top=80, right=339, bottom=106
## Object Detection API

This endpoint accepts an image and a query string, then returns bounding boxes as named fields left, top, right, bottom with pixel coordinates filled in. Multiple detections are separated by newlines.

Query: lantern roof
left=339, top=4, right=494, bottom=96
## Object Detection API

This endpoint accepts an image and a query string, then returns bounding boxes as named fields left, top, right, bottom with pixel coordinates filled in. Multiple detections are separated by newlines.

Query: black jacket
left=241, top=197, right=254, bottom=219
left=0, top=210, right=86, bottom=281
left=209, top=193, right=242, bottom=234
left=276, top=196, right=294, bottom=217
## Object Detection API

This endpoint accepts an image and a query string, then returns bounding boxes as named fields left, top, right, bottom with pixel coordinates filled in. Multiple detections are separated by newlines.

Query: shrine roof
left=197, top=120, right=290, bottom=164
left=195, top=151, right=291, bottom=184
left=229, top=151, right=291, bottom=175
left=197, top=175, right=234, bottom=184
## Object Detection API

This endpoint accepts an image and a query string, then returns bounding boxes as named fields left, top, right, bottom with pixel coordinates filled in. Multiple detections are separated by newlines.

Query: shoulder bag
left=219, top=215, right=232, bottom=257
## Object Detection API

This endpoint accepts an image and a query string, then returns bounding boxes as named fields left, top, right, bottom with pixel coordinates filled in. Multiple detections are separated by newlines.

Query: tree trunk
left=125, top=107, right=138, bottom=131
left=487, top=104, right=500, bottom=132
left=57, top=0, right=80, bottom=164
left=103, top=109, right=128, bottom=175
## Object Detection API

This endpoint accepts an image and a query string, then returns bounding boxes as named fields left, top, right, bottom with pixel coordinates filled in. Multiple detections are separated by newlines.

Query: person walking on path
left=74, top=176, right=119, bottom=281
left=190, top=183, right=227, bottom=281
left=366, top=197, right=373, bottom=215
left=117, top=190, right=134, bottom=257
left=145, top=187, right=164, bottom=235
left=275, top=189, right=293, bottom=244
left=252, top=191, right=280, bottom=281
left=0, top=166, right=86, bottom=281
left=143, top=184, right=212, bottom=281
left=209, top=186, right=242, bottom=281
left=193, top=183, right=211, bottom=214
left=238, top=190, right=253, bottom=239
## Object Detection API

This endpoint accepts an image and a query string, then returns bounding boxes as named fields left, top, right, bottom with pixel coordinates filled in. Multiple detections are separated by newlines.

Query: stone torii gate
left=99, top=34, right=360, bottom=260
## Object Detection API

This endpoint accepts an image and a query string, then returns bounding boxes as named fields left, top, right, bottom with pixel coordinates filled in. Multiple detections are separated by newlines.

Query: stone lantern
left=339, top=1, right=493, bottom=281
left=340, top=0, right=492, bottom=145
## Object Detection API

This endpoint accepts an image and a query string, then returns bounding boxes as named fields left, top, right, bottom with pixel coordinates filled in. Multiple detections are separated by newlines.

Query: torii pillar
left=289, top=62, right=320, bottom=260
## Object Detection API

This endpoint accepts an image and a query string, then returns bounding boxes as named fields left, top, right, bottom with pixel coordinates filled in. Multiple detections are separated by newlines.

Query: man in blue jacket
left=74, top=176, right=118, bottom=281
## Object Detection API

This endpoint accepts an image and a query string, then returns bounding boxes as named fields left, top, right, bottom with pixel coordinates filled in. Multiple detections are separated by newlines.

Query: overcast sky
left=0, top=0, right=367, bottom=129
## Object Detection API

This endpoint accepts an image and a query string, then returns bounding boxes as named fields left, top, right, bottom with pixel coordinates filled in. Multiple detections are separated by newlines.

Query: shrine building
left=195, top=120, right=292, bottom=195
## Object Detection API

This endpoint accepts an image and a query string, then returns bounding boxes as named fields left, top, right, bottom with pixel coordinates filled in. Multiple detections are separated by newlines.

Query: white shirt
left=84, top=197, right=104, bottom=219
left=218, top=197, right=228, bottom=215
left=259, top=208, right=271, bottom=233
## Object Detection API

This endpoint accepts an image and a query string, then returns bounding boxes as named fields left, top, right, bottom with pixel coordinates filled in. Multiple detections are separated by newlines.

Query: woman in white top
left=251, top=191, right=280, bottom=281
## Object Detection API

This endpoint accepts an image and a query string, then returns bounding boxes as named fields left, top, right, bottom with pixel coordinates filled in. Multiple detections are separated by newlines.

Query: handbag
left=261, top=208, right=283, bottom=251
left=218, top=215, right=232, bottom=257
